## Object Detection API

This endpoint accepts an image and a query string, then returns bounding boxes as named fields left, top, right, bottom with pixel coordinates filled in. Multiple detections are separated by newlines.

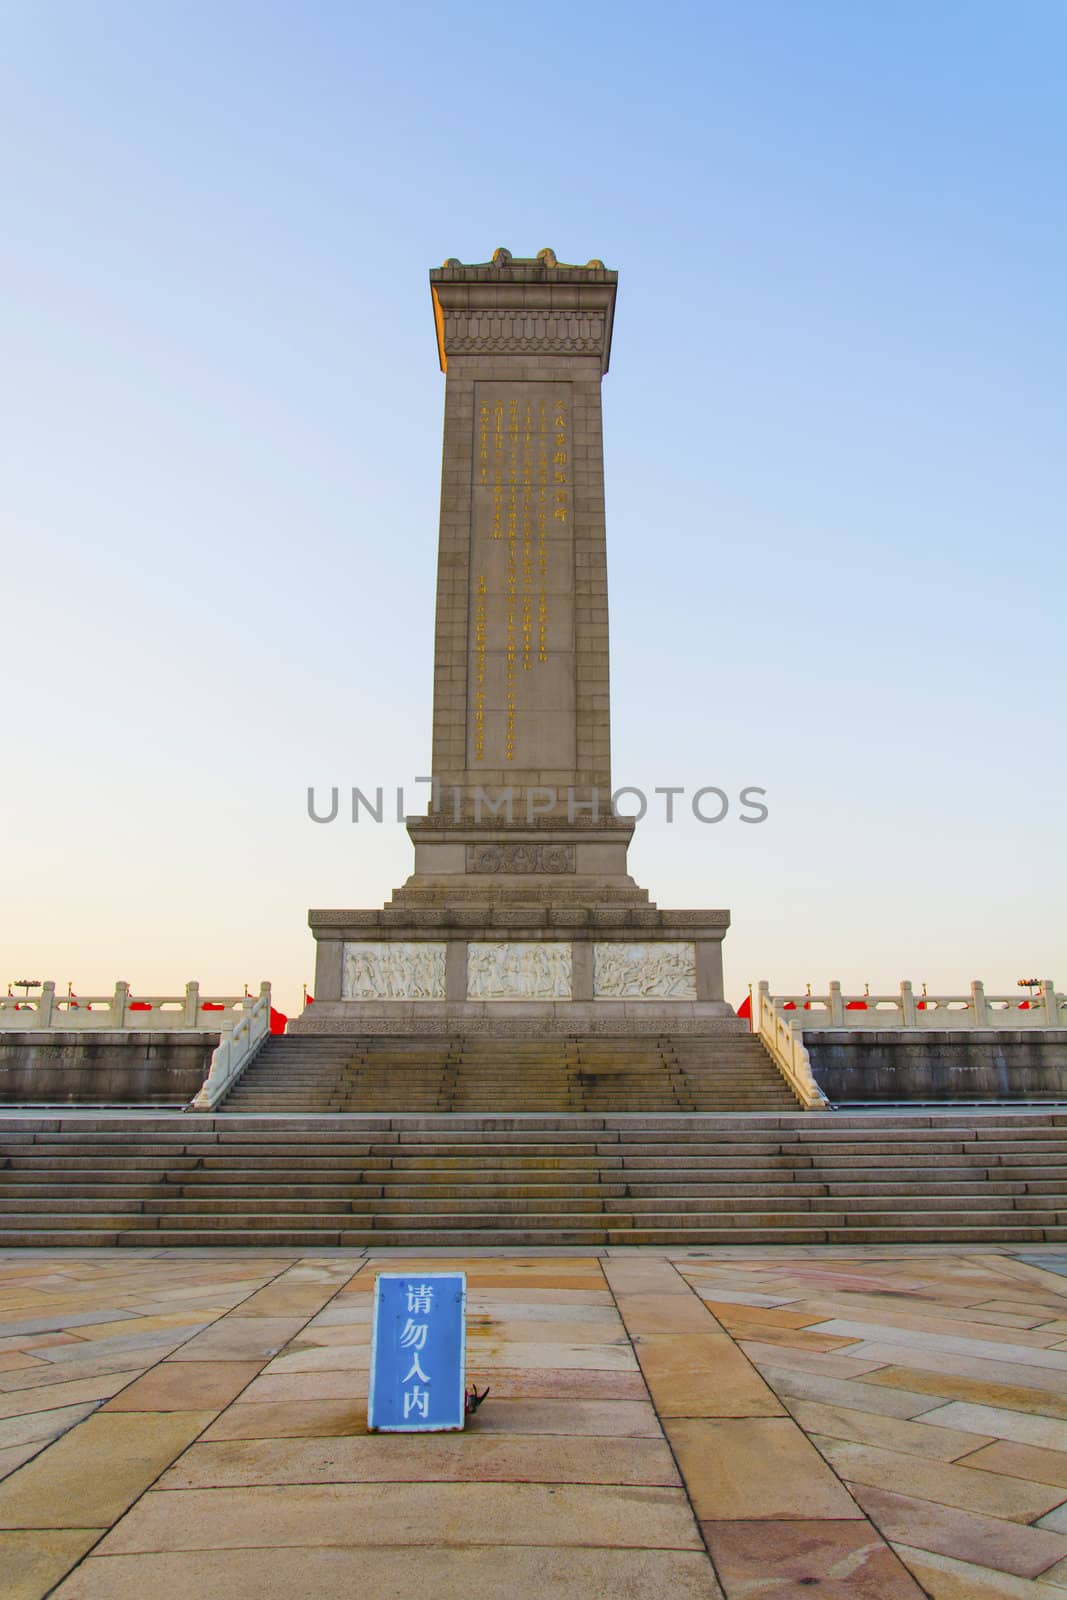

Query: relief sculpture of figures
left=467, top=943, right=572, bottom=1000
left=467, top=844, right=575, bottom=875
left=342, top=943, right=446, bottom=1000
left=593, top=943, right=697, bottom=1000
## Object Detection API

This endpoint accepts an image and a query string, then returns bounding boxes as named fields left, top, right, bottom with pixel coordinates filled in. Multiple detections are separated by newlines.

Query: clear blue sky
left=1, top=0, right=1064, bottom=1014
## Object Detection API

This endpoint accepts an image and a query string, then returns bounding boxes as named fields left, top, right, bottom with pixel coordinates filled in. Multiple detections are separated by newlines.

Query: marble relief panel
left=342, top=942, right=446, bottom=1000
left=594, top=942, right=697, bottom=1000
left=467, top=942, right=572, bottom=1000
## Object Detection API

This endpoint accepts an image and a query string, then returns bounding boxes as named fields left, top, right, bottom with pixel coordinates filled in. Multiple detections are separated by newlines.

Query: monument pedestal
left=296, top=815, right=740, bottom=1038
left=293, top=250, right=742, bottom=1039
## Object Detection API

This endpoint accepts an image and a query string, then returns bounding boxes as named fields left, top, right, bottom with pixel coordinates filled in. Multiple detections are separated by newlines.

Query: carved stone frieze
left=466, top=843, right=575, bottom=875
left=593, top=942, right=697, bottom=1000
left=467, top=942, right=572, bottom=1000
left=342, top=942, right=446, bottom=1000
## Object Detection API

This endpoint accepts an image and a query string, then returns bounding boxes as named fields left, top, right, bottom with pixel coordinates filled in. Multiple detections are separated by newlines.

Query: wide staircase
left=222, top=1034, right=797, bottom=1113
left=2, top=1112, right=1067, bottom=1247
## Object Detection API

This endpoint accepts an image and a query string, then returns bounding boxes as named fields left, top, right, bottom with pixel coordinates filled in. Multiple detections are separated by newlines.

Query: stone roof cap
left=436, top=247, right=612, bottom=273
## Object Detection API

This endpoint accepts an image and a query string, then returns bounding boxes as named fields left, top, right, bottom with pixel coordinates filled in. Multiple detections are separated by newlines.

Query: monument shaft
left=429, top=253, right=616, bottom=807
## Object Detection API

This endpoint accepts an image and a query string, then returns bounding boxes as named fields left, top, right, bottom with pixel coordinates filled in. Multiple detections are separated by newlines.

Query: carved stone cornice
left=308, top=906, right=731, bottom=937
left=430, top=250, right=617, bottom=372
left=405, top=815, right=635, bottom=836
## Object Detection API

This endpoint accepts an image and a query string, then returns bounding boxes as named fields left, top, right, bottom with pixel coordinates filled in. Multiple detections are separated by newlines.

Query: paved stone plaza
left=5, top=1250, right=1067, bottom=1594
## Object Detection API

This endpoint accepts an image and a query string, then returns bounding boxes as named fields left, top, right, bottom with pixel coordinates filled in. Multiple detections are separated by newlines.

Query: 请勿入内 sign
left=368, top=1271, right=467, bottom=1431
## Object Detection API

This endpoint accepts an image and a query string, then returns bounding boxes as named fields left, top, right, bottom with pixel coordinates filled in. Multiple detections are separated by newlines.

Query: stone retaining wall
left=807, top=1029, right=1067, bottom=1101
left=0, top=1031, right=220, bottom=1103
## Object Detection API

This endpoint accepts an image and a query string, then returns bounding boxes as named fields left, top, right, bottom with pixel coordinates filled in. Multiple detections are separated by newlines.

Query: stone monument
left=297, top=249, right=740, bottom=1035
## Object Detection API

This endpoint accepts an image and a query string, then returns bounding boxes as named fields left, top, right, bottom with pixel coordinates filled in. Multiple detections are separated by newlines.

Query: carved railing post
left=971, top=980, right=988, bottom=1026
left=1041, top=980, right=1062, bottom=1027
left=756, top=980, right=770, bottom=1034
left=111, top=981, right=130, bottom=1027
left=184, top=982, right=200, bottom=1026
left=829, top=980, right=844, bottom=1026
left=38, top=982, right=55, bottom=1028
left=900, top=980, right=917, bottom=1027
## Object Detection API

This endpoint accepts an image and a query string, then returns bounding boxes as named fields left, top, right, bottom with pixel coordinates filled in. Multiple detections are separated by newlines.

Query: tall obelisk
left=300, top=250, right=739, bottom=1035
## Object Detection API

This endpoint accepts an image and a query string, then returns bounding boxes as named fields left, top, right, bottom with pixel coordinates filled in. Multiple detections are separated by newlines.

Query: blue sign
left=368, top=1271, right=467, bottom=1432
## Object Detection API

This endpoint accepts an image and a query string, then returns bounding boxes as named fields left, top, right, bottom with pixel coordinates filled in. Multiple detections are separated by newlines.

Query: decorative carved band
left=449, top=337, right=602, bottom=354
left=466, top=843, right=576, bottom=875
left=446, top=310, right=603, bottom=333
left=443, top=310, right=605, bottom=358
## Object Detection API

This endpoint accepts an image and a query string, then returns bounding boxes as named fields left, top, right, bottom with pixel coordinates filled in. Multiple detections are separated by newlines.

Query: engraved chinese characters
left=467, top=942, right=573, bottom=1000
left=594, top=942, right=698, bottom=1000
left=342, top=942, right=446, bottom=1000
left=469, top=383, right=574, bottom=769
left=368, top=1272, right=467, bottom=1433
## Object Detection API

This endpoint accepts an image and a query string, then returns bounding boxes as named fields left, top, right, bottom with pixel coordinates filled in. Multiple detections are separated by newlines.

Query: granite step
left=3, top=1111, right=1067, bottom=1247
left=220, top=1032, right=799, bottom=1114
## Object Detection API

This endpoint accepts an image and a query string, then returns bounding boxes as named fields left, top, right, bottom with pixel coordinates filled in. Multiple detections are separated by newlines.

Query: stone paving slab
left=157, top=1432, right=680, bottom=1488
left=93, top=1480, right=706, bottom=1554
left=2, top=1247, right=1067, bottom=1595
left=0, top=1528, right=104, bottom=1600
left=703, top=1518, right=928, bottom=1597
left=0, top=1411, right=217, bottom=1528
left=46, top=1543, right=727, bottom=1600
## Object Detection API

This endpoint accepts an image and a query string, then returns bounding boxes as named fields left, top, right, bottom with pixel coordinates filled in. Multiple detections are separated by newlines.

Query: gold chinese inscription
left=469, top=383, right=573, bottom=768
left=473, top=573, right=487, bottom=762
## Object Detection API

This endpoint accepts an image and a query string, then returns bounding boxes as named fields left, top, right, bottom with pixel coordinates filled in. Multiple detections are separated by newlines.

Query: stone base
left=302, top=813, right=739, bottom=1039
left=289, top=1000, right=744, bottom=1037
left=305, top=913, right=734, bottom=1019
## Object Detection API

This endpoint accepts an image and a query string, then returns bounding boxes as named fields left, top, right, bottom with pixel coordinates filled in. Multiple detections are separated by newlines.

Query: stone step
left=0, top=1223, right=1061, bottom=1249
left=9, top=1150, right=1067, bottom=1177
left=11, top=1134, right=1067, bottom=1159
left=108, top=1196, right=1067, bottom=1220
left=218, top=1032, right=799, bottom=1114
left=227, top=1078, right=782, bottom=1090
left=2, top=1196, right=1062, bottom=1228
left=1, top=1199, right=1061, bottom=1232
left=230, top=1066, right=775, bottom=1077
left=0, top=1219, right=1063, bottom=1248
left=3, top=1177, right=1057, bottom=1205
left=5, top=1107, right=1066, bottom=1248
left=9, top=1110, right=1063, bottom=1128
left=11, top=1127, right=1067, bottom=1150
